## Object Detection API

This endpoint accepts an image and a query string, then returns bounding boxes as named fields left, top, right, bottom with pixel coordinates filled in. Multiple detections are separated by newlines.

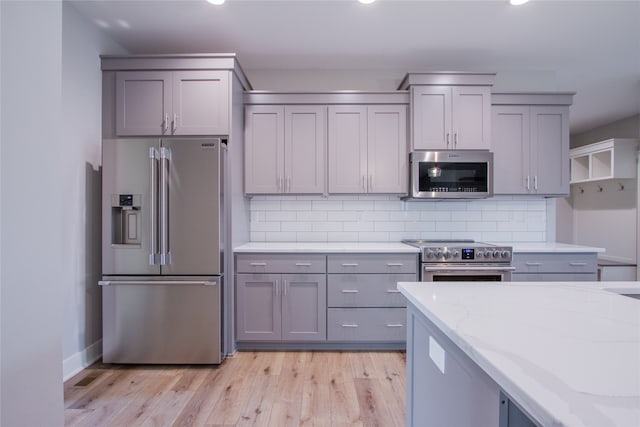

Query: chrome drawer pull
left=341, top=290, right=359, bottom=294
left=341, top=263, right=359, bottom=267
left=249, top=262, right=267, bottom=266
left=386, top=263, right=404, bottom=267
left=295, top=263, right=312, bottom=266
left=386, top=289, right=401, bottom=293
left=569, top=262, right=587, bottom=266
left=341, top=324, right=359, bottom=328
left=525, top=262, right=542, bottom=266
left=386, top=324, right=404, bottom=328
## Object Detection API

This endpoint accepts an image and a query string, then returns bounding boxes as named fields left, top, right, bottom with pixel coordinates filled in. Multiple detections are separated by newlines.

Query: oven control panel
left=421, top=246, right=512, bottom=263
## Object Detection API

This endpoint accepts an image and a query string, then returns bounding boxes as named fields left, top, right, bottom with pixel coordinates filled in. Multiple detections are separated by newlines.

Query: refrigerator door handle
left=99, top=280, right=218, bottom=286
left=149, top=147, right=159, bottom=265
left=159, top=147, right=172, bottom=265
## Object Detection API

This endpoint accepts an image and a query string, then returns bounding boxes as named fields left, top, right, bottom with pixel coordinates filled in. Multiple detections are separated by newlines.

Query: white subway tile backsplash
left=248, top=196, right=547, bottom=243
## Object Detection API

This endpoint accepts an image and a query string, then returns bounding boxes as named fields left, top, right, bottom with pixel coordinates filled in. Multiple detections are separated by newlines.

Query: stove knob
left=501, top=250, right=511, bottom=258
left=443, top=251, right=452, bottom=259
left=476, top=251, right=483, bottom=258
left=484, top=250, right=493, bottom=258
left=451, top=250, right=460, bottom=258
left=435, top=250, right=443, bottom=258
left=425, top=250, right=435, bottom=259
left=493, top=250, right=501, bottom=258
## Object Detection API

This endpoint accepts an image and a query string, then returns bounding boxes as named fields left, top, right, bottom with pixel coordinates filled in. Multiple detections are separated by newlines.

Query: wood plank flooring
left=64, top=351, right=406, bottom=427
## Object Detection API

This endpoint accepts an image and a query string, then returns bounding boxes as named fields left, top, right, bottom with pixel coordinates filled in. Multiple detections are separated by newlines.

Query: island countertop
left=398, top=281, right=640, bottom=427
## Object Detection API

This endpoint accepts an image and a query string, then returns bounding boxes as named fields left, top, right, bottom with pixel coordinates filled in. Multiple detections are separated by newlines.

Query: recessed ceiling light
left=509, top=0, right=530, bottom=5
left=359, top=0, right=376, bottom=4
left=207, top=0, right=225, bottom=5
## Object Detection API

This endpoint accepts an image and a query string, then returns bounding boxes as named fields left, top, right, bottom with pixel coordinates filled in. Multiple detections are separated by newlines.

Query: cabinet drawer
left=327, top=254, right=418, bottom=274
left=327, top=308, right=406, bottom=342
left=512, top=253, right=597, bottom=274
left=512, top=273, right=597, bottom=282
left=236, top=254, right=326, bottom=273
left=327, top=274, right=414, bottom=307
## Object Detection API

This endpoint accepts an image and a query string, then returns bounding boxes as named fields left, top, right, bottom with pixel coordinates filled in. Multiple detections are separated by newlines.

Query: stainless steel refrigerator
left=100, top=137, right=226, bottom=364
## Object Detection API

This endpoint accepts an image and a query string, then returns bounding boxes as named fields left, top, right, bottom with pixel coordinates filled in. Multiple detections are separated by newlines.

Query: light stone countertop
left=233, top=241, right=604, bottom=254
left=398, top=280, right=640, bottom=427
left=233, top=242, right=420, bottom=253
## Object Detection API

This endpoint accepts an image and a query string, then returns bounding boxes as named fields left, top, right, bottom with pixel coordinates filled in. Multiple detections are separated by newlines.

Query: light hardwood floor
left=64, top=351, right=406, bottom=426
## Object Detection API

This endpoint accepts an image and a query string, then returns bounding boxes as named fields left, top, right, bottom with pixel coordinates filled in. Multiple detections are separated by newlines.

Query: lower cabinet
left=512, top=252, right=598, bottom=282
left=236, top=273, right=326, bottom=341
left=327, top=307, right=406, bottom=342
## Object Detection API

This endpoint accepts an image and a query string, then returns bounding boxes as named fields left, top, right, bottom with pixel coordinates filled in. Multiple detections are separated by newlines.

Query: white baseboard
left=63, top=339, right=102, bottom=381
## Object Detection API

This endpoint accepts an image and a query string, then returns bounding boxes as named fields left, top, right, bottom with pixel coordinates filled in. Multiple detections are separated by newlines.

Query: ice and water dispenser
left=111, top=194, right=142, bottom=246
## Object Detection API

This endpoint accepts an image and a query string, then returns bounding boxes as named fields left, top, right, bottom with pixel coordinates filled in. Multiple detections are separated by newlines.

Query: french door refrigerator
left=100, top=137, right=226, bottom=364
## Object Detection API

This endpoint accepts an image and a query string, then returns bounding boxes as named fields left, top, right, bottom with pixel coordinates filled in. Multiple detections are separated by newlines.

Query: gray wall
left=60, top=2, right=125, bottom=379
left=1, top=1, right=65, bottom=425
left=566, top=114, right=640, bottom=263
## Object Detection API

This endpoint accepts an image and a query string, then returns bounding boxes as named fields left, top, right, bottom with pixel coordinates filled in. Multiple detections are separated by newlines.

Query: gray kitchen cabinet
left=492, top=93, right=574, bottom=196
left=244, top=105, right=325, bottom=194
left=328, top=105, right=407, bottom=194
left=115, top=70, right=230, bottom=136
left=410, top=86, right=492, bottom=150
left=511, top=252, right=598, bottom=281
left=326, top=253, right=418, bottom=343
left=398, top=73, right=495, bottom=151
left=235, top=254, right=326, bottom=342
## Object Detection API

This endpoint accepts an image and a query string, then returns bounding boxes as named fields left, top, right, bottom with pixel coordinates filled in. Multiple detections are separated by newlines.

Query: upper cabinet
left=101, top=54, right=252, bottom=138
left=116, top=70, right=229, bottom=136
left=491, top=93, right=574, bottom=196
left=569, top=138, right=639, bottom=183
left=328, top=105, right=407, bottom=194
left=244, top=105, right=326, bottom=195
left=398, top=73, right=495, bottom=150
left=243, top=92, right=409, bottom=196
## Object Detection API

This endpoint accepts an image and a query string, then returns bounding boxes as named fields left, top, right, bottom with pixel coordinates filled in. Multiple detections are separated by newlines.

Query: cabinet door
left=530, top=106, right=569, bottom=195
left=172, top=71, right=229, bottom=136
left=281, top=274, right=326, bottom=341
left=492, top=105, right=530, bottom=194
left=411, top=86, right=451, bottom=150
left=244, top=105, right=284, bottom=194
left=284, top=106, right=326, bottom=194
left=236, top=274, right=282, bottom=341
left=452, top=86, right=491, bottom=149
left=328, top=106, right=368, bottom=193
left=116, top=71, right=171, bottom=136
left=367, top=105, right=408, bottom=194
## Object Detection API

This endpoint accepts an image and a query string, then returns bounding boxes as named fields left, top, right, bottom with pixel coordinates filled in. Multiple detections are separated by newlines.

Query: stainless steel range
left=402, top=239, right=514, bottom=282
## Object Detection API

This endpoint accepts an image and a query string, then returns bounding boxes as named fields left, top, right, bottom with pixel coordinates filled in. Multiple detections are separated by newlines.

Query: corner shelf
left=569, top=138, right=639, bottom=183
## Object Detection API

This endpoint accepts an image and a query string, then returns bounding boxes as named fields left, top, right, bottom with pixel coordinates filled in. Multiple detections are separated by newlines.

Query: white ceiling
left=70, top=0, right=640, bottom=134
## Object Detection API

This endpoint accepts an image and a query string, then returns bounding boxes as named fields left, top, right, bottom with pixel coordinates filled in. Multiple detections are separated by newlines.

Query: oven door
left=422, top=265, right=515, bottom=282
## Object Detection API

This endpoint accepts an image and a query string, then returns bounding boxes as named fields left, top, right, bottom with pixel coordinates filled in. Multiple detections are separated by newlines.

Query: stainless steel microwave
left=407, top=150, right=493, bottom=199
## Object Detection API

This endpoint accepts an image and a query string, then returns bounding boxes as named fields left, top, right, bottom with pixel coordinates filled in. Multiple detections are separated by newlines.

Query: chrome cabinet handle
left=163, top=113, right=169, bottom=134
left=386, top=289, right=401, bottom=294
left=386, top=263, right=404, bottom=267
left=569, top=262, right=587, bottom=266
left=295, top=263, right=312, bottom=267
left=250, top=262, right=267, bottom=266
left=525, top=262, right=542, bottom=266
left=341, top=263, right=359, bottom=267
left=341, top=289, right=359, bottom=294
left=275, top=279, right=279, bottom=296
left=534, top=175, right=538, bottom=191
left=386, top=324, right=404, bottom=328
left=99, top=280, right=217, bottom=286
left=446, top=132, right=451, bottom=146
left=341, top=324, right=359, bottom=328
left=172, top=113, right=178, bottom=134
left=286, top=176, right=290, bottom=193
left=526, top=176, right=530, bottom=191
left=454, top=131, right=458, bottom=147
left=283, top=279, right=288, bottom=296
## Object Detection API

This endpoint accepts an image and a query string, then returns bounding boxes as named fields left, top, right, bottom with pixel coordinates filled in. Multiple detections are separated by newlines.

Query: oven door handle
left=422, top=266, right=516, bottom=272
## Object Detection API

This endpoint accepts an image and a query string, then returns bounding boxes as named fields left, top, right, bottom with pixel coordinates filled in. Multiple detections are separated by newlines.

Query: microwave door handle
left=149, top=147, right=159, bottom=265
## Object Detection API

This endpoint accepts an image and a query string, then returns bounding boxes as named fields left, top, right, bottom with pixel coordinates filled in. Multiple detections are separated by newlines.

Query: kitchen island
left=398, top=281, right=640, bottom=427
